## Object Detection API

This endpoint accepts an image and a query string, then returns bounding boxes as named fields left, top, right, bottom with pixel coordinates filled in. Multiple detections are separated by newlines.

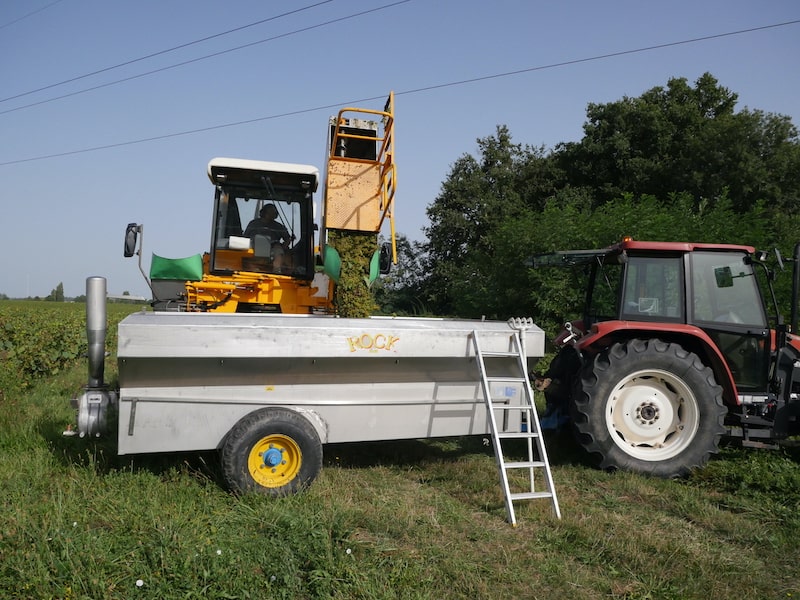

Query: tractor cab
left=537, top=240, right=777, bottom=401
left=533, top=239, right=800, bottom=472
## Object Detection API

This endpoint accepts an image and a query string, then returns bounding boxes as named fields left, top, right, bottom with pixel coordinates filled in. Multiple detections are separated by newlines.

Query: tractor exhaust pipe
left=86, top=276, right=107, bottom=388
left=64, top=276, right=118, bottom=438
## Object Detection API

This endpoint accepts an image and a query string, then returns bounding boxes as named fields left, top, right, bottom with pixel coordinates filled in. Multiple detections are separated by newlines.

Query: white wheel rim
left=605, top=368, right=700, bottom=461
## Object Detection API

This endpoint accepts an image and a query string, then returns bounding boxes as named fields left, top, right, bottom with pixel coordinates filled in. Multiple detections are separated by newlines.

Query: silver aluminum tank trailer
left=68, top=277, right=545, bottom=495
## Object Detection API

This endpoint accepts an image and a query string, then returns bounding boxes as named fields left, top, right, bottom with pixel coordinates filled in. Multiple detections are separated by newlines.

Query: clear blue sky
left=1, top=0, right=798, bottom=299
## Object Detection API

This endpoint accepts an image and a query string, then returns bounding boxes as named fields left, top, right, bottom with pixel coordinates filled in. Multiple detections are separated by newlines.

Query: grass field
left=1, top=302, right=799, bottom=599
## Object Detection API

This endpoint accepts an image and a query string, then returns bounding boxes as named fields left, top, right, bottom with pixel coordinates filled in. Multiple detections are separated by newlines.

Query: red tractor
left=533, top=238, right=800, bottom=477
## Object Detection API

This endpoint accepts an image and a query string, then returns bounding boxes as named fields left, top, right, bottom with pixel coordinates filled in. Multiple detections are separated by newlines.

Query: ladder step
left=490, top=404, right=533, bottom=411
left=504, top=460, right=546, bottom=469
left=480, top=350, right=518, bottom=358
left=486, top=376, right=527, bottom=383
left=498, top=432, right=540, bottom=439
left=510, top=491, right=553, bottom=501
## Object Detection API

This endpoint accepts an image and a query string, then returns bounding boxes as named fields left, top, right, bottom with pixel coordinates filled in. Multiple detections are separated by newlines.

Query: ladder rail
left=472, top=332, right=515, bottom=521
left=510, top=330, right=560, bottom=508
left=472, top=328, right=561, bottom=524
left=510, top=329, right=561, bottom=520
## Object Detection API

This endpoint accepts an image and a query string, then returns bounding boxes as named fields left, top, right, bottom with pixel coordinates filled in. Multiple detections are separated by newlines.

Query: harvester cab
left=124, top=159, right=330, bottom=314
left=207, top=158, right=318, bottom=279
left=123, top=93, right=397, bottom=315
left=196, top=158, right=330, bottom=314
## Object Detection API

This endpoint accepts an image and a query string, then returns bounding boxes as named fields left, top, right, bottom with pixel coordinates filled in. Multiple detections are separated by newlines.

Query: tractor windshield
left=690, top=251, right=767, bottom=328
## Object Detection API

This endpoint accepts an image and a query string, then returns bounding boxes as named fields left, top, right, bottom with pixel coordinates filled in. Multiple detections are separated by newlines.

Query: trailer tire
left=573, top=338, right=726, bottom=477
left=221, top=407, right=322, bottom=496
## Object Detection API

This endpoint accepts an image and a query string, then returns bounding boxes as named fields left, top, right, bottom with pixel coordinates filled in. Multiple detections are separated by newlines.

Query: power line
left=0, top=0, right=410, bottom=116
left=0, top=99, right=380, bottom=166
left=0, top=0, right=333, bottom=104
left=394, top=18, right=800, bottom=98
left=0, top=0, right=66, bottom=31
left=2, top=17, right=798, bottom=168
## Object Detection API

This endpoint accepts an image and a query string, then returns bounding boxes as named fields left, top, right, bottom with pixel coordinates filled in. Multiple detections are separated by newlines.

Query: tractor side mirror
left=124, top=223, right=140, bottom=258
left=379, top=242, right=392, bottom=275
left=714, top=266, right=733, bottom=288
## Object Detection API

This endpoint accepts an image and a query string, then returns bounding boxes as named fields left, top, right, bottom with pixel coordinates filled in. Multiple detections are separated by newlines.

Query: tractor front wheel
left=573, top=339, right=726, bottom=477
left=221, top=407, right=322, bottom=495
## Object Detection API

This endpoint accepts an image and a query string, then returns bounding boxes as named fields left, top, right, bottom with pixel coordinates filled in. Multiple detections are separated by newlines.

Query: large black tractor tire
left=221, top=407, right=323, bottom=496
left=573, top=338, right=727, bottom=477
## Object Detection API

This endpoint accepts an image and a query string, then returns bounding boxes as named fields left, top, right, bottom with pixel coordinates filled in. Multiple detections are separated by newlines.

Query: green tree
left=45, top=282, right=64, bottom=302
left=374, top=234, right=428, bottom=315
left=421, top=126, right=555, bottom=316
left=412, top=73, right=798, bottom=325
left=557, top=73, right=800, bottom=213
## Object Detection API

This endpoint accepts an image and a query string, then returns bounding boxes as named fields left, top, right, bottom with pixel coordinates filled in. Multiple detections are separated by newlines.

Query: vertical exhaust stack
left=86, top=276, right=107, bottom=388
left=64, top=277, right=118, bottom=438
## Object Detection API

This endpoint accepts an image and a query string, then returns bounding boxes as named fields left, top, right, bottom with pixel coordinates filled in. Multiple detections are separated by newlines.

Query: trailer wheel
left=573, top=338, right=726, bottom=477
left=221, top=407, right=322, bottom=496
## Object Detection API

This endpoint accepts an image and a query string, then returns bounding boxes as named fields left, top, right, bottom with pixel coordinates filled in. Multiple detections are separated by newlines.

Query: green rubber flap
left=368, top=249, right=381, bottom=285
left=323, top=246, right=341, bottom=283
left=150, top=253, right=203, bottom=281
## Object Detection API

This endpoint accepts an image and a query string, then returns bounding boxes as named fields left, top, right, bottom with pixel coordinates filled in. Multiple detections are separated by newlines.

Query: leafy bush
left=0, top=301, right=138, bottom=394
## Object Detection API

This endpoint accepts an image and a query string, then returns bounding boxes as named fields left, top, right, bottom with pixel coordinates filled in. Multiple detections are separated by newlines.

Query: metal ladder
left=471, top=319, right=561, bottom=525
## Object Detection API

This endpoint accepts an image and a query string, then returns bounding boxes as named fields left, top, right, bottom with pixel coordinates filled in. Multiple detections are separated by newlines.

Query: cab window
left=620, top=256, right=683, bottom=321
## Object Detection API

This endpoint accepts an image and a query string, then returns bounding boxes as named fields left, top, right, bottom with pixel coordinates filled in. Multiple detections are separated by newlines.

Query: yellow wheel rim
left=247, top=434, right=302, bottom=489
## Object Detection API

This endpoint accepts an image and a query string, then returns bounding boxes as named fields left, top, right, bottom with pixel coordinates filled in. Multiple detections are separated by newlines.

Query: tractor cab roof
left=531, top=239, right=756, bottom=268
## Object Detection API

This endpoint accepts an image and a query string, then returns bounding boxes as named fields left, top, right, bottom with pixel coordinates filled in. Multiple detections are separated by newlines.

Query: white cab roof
left=207, top=157, right=319, bottom=190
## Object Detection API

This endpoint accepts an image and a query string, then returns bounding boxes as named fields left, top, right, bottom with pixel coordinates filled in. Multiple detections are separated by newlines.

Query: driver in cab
left=244, top=203, right=293, bottom=272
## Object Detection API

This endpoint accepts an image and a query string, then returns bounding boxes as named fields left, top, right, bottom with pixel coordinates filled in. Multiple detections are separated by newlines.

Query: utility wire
left=393, top=18, right=800, bottom=98
left=1, top=17, right=798, bottom=167
left=0, top=0, right=409, bottom=116
left=0, top=0, right=66, bottom=31
left=0, top=100, right=373, bottom=166
left=0, top=0, right=333, bottom=104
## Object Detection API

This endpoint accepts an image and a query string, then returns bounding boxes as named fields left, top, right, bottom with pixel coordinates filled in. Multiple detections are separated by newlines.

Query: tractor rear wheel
left=573, top=338, right=726, bottom=477
left=221, top=407, right=322, bottom=495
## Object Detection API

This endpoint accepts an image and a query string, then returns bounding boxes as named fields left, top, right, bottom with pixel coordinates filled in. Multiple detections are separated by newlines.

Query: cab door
left=689, top=251, right=771, bottom=394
